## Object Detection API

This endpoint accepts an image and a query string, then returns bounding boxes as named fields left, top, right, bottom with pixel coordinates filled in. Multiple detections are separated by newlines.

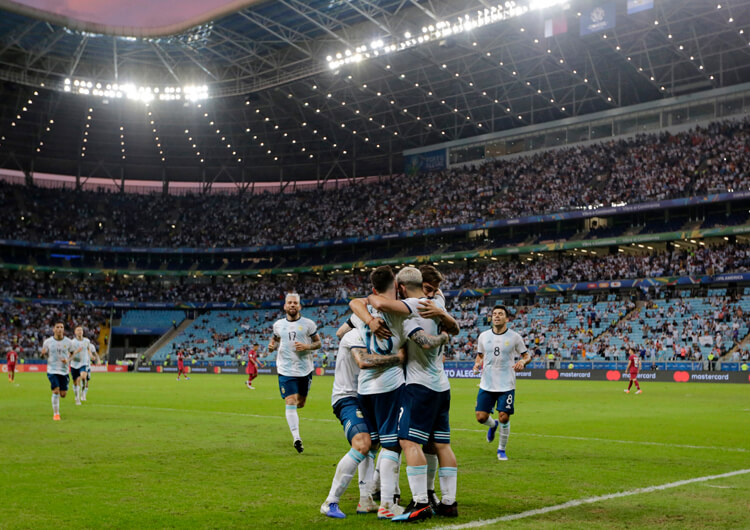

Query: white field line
left=94, top=403, right=748, bottom=453
left=435, top=468, right=750, bottom=529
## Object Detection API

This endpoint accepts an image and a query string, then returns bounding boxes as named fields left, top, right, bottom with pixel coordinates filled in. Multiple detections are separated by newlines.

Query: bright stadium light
left=62, top=78, right=208, bottom=103
left=327, top=1, right=567, bottom=70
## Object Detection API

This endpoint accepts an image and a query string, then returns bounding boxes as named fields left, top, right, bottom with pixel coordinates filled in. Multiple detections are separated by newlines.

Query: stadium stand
left=2, top=240, right=748, bottom=302
left=0, top=301, right=104, bottom=358
left=120, top=310, right=186, bottom=329
left=141, top=293, right=750, bottom=367
left=1, top=116, right=749, bottom=248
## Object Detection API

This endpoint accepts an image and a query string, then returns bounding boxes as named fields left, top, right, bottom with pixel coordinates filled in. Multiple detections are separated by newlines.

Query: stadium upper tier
left=2, top=240, right=749, bottom=303
left=2, top=116, right=749, bottom=249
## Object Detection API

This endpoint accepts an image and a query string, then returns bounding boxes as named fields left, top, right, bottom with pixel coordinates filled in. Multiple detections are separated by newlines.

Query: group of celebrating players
left=267, top=264, right=531, bottom=522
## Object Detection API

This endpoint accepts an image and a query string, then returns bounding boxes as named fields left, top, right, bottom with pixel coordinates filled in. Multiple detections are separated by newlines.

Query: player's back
left=402, top=297, right=450, bottom=392
left=350, top=307, right=406, bottom=394
left=273, top=316, right=317, bottom=377
left=331, top=329, right=364, bottom=406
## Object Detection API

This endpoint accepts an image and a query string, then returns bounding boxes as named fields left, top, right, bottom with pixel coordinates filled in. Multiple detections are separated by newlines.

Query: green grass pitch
left=2, top=373, right=748, bottom=529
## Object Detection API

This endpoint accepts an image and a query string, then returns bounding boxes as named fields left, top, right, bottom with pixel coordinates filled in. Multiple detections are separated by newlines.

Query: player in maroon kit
left=245, top=343, right=262, bottom=389
left=6, top=348, right=18, bottom=383
left=176, top=349, right=190, bottom=381
left=624, top=347, right=642, bottom=394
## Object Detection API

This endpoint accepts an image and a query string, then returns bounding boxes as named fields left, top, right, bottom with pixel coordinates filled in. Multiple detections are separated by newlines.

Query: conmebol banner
left=580, top=2, right=616, bottom=36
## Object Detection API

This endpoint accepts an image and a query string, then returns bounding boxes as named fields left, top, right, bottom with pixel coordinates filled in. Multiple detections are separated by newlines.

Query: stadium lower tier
left=148, top=295, right=750, bottom=366
left=3, top=294, right=749, bottom=369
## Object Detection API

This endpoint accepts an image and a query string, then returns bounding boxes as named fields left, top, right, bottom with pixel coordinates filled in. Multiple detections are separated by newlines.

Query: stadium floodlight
left=327, top=1, right=567, bottom=70
left=61, top=78, right=208, bottom=103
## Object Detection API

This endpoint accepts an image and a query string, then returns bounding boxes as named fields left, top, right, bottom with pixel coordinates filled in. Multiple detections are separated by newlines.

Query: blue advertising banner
left=580, top=2, right=616, bottom=36
left=404, top=148, right=447, bottom=175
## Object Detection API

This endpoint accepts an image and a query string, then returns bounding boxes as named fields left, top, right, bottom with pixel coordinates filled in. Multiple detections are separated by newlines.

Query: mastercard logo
left=673, top=371, right=690, bottom=383
left=606, top=370, right=621, bottom=381
left=545, top=369, right=559, bottom=380
left=315, top=367, right=325, bottom=376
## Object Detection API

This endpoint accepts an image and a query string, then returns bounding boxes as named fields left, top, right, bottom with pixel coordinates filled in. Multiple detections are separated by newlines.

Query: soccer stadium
left=1, top=0, right=749, bottom=527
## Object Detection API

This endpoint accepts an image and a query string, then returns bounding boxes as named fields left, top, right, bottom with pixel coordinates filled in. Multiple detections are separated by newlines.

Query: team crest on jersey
left=505, top=341, right=509, bottom=346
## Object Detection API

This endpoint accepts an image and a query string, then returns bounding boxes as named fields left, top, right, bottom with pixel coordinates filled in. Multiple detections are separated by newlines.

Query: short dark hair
left=492, top=305, right=511, bottom=319
left=419, top=265, right=444, bottom=286
left=370, top=265, right=395, bottom=294
left=54, top=321, right=65, bottom=327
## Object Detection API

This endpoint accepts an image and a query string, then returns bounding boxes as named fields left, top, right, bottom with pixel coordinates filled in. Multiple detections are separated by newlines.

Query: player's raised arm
left=409, top=329, right=451, bottom=352
left=349, top=297, right=391, bottom=339
left=268, top=333, right=280, bottom=352
left=350, top=345, right=405, bottom=370
left=366, top=294, right=411, bottom=316
left=417, top=299, right=460, bottom=336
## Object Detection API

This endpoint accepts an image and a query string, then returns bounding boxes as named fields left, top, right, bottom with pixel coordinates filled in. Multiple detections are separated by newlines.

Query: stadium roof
left=0, top=0, right=749, bottom=184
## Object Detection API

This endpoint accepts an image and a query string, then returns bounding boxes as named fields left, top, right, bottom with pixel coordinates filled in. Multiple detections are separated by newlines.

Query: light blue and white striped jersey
left=477, top=328, right=527, bottom=392
left=350, top=307, right=407, bottom=395
left=331, top=329, right=365, bottom=406
left=273, top=316, right=318, bottom=377
left=70, top=337, right=95, bottom=369
left=44, top=336, right=74, bottom=375
left=402, top=297, right=450, bottom=392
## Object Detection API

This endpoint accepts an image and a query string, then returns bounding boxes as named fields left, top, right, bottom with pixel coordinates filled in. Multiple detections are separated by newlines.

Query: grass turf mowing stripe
left=94, top=403, right=749, bottom=453
left=436, top=468, right=750, bottom=529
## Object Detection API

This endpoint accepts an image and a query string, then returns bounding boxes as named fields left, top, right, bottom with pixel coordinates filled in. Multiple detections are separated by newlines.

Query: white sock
left=438, top=467, right=458, bottom=505
left=359, top=451, right=375, bottom=500
left=498, top=422, right=511, bottom=451
left=425, top=453, right=438, bottom=493
left=482, top=416, right=497, bottom=428
left=371, top=450, right=382, bottom=495
left=395, top=453, right=402, bottom=497
left=83, top=386, right=88, bottom=399
left=326, top=448, right=365, bottom=504
left=379, top=449, right=400, bottom=507
left=285, top=405, right=300, bottom=440
left=74, top=384, right=80, bottom=400
left=51, top=393, right=60, bottom=414
left=406, top=465, right=429, bottom=504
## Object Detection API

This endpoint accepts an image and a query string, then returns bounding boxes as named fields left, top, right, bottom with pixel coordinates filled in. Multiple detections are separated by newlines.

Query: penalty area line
left=435, top=468, right=750, bottom=529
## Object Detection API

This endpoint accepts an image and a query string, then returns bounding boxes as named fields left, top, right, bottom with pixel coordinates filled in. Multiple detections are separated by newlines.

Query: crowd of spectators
left=1, top=116, right=748, bottom=248
left=2, top=241, right=748, bottom=303
left=442, top=241, right=750, bottom=289
left=0, top=301, right=103, bottom=358
left=601, top=296, right=750, bottom=363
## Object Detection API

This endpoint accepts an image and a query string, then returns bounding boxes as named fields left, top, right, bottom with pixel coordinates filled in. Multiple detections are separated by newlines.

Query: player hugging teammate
left=321, top=265, right=461, bottom=522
